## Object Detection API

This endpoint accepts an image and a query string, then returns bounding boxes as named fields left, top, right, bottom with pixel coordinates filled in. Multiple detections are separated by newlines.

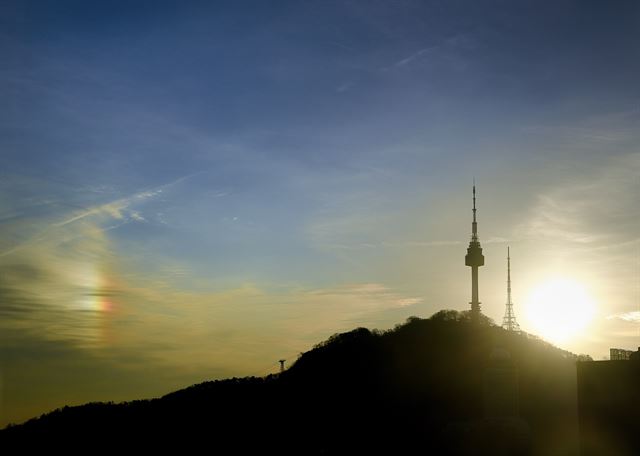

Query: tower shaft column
left=471, top=266, right=479, bottom=309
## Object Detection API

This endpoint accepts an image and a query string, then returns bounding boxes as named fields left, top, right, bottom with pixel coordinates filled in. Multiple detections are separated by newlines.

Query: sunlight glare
left=524, top=278, right=596, bottom=345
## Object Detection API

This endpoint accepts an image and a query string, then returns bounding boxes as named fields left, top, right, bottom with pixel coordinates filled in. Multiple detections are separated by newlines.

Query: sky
left=1, top=0, right=639, bottom=426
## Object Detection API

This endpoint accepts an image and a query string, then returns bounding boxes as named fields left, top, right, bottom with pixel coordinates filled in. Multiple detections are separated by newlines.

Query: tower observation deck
left=465, top=184, right=484, bottom=319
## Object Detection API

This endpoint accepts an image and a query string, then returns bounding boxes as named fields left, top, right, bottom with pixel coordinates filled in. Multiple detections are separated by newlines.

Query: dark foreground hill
left=1, top=310, right=582, bottom=454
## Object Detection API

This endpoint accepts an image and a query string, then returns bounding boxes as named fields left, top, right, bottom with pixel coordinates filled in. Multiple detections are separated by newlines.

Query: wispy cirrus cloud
left=323, top=240, right=462, bottom=250
left=394, top=45, right=439, bottom=67
left=387, top=34, right=476, bottom=70
left=0, top=173, right=200, bottom=258
left=55, top=173, right=199, bottom=228
left=53, top=188, right=163, bottom=227
left=516, top=151, right=640, bottom=247
left=0, top=220, right=117, bottom=346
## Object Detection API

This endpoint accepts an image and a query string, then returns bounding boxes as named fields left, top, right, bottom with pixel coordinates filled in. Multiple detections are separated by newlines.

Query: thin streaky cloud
left=54, top=172, right=202, bottom=228
left=394, top=45, right=438, bottom=67
left=334, top=240, right=462, bottom=249
left=607, top=311, right=640, bottom=323
left=396, top=297, right=422, bottom=307
left=53, top=189, right=162, bottom=227
left=381, top=240, right=462, bottom=247
left=574, top=237, right=640, bottom=253
left=484, top=237, right=509, bottom=244
left=336, top=82, right=355, bottom=93
left=0, top=172, right=202, bottom=258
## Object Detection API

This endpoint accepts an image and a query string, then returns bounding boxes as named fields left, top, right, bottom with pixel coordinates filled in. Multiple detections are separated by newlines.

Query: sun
left=524, top=278, right=596, bottom=345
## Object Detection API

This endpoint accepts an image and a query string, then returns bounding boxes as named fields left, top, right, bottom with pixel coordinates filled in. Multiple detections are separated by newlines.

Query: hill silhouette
left=1, top=310, right=582, bottom=454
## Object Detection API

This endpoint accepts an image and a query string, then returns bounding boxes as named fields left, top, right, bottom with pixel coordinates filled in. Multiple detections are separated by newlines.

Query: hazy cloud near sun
left=517, top=149, right=640, bottom=248
left=510, top=149, right=640, bottom=353
left=607, top=311, right=640, bottom=323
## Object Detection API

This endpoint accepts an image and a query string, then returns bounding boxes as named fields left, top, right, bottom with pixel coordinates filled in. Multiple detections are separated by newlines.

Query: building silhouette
left=609, top=348, right=634, bottom=360
left=465, top=184, right=485, bottom=319
left=577, top=352, right=640, bottom=455
left=501, top=247, right=521, bottom=332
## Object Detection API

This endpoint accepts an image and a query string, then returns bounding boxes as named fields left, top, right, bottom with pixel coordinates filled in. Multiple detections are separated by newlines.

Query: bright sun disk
left=524, top=278, right=596, bottom=345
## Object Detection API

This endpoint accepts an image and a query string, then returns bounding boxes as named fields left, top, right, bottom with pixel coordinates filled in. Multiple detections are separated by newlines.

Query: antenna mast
left=502, top=247, right=521, bottom=332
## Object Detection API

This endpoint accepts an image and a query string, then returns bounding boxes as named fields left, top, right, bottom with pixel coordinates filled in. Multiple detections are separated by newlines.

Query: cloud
left=0, top=203, right=424, bottom=422
left=394, top=45, right=438, bottom=67
left=389, top=34, right=476, bottom=69
left=0, top=219, right=118, bottom=346
left=53, top=173, right=199, bottom=228
left=396, top=297, right=422, bottom=307
left=53, top=189, right=161, bottom=227
left=387, top=240, right=461, bottom=247
left=0, top=173, right=199, bottom=258
left=607, top=311, right=640, bottom=323
left=484, top=236, right=509, bottom=244
left=306, top=282, right=389, bottom=296
left=521, top=125, right=633, bottom=145
left=516, top=152, right=640, bottom=247
left=336, top=81, right=355, bottom=93
left=129, top=211, right=146, bottom=222
left=300, top=283, right=422, bottom=318
left=318, top=240, right=462, bottom=250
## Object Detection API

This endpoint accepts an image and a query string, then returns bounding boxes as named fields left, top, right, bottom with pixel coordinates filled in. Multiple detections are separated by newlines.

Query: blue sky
left=1, top=0, right=639, bottom=426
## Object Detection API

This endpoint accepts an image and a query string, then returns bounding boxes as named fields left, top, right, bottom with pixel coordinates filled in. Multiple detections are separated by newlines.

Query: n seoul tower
left=465, top=183, right=485, bottom=320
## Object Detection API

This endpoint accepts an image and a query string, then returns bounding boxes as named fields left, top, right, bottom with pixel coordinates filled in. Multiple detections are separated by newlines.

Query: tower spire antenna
left=465, top=181, right=484, bottom=320
left=502, top=246, right=521, bottom=332
left=472, top=181, right=478, bottom=240
left=507, top=247, right=511, bottom=303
